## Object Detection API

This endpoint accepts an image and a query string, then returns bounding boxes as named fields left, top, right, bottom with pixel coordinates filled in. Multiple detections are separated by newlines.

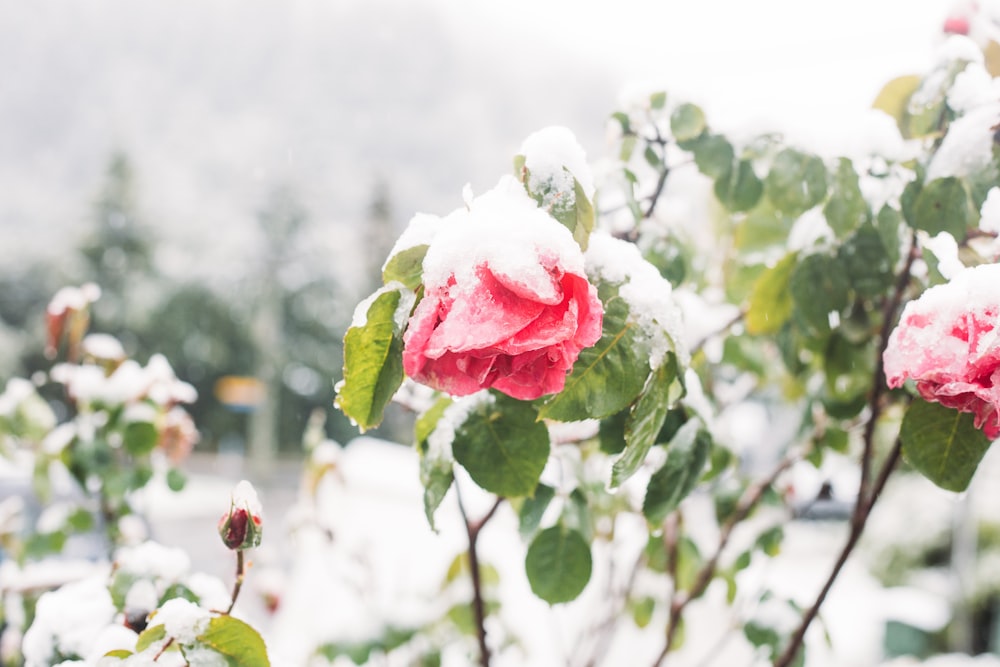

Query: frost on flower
left=402, top=176, right=603, bottom=401
left=584, top=232, right=687, bottom=369
left=884, top=263, right=1000, bottom=438
left=218, top=480, right=263, bottom=550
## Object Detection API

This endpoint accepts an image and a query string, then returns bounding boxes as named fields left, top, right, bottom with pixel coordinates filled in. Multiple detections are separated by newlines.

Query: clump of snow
left=21, top=575, right=116, bottom=667
left=51, top=354, right=197, bottom=408
left=184, top=572, right=231, bottom=613
left=520, top=125, right=595, bottom=200
left=230, top=479, right=263, bottom=518
left=420, top=175, right=586, bottom=300
left=789, top=208, right=834, bottom=251
left=348, top=281, right=414, bottom=330
left=42, top=423, right=76, bottom=454
left=948, top=62, right=1000, bottom=113
left=426, top=391, right=495, bottom=461
left=116, top=541, right=192, bottom=583
left=35, top=502, right=72, bottom=534
left=148, top=598, right=211, bottom=645
left=0, top=377, right=35, bottom=416
left=47, top=284, right=101, bottom=317
left=381, top=212, right=442, bottom=272
left=935, top=34, right=985, bottom=68
left=926, top=104, right=1000, bottom=181
left=124, top=578, right=159, bottom=614
left=981, top=187, right=1000, bottom=234
left=81, top=334, right=125, bottom=361
left=584, top=232, right=688, bottom=368
left=922, top=231, right=965, bottom=279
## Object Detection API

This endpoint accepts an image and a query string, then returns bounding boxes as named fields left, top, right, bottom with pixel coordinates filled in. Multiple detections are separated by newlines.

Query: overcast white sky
left=0, top=0, right=957, bottom=283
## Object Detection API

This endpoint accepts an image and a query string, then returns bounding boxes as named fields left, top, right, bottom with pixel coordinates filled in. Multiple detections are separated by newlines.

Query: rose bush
left=401, top=176, right=603, bottom=400
left=884, top=263, right=1000, bottom=439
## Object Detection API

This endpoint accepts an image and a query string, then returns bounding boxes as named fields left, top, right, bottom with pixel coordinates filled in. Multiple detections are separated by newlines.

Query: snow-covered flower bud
left=217, top=480, right=262, bottom=551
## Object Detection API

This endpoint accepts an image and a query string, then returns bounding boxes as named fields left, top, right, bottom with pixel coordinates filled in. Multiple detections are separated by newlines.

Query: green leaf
left=103, top=650, right=133, bottom=659
left=335, top=287, right=412, bottom=432
left=611, top=359, right=681, bottom=487
left=755, top=525, right=784, bottom=557
left=823, top=158, right=869, bottom=238
left=520, top=164, right=595, bottom=251
left=382, top=244, right=428, bottom=290
left=650, top=91, right=667, bottom=110
left=198, top=615, right=271, bottom=667
left=315, top=627, right=417, bottom=665
left=611, top=111, right=632, bottom=135
left=837, top=224, right=894, bottom=298
left=735, top=203, right=792, bottom=253
left=136, top=624, right=167, bottom=652
left=714, top=160, right=763, bottom=213
left=875, top=204, right=903, bottom=265
left=539, top=297, right=650, bottom=421
left=598, top=409, right=628, bottom=455
left=65, top=507, right=94, bottom=533
left=630, top=596, right=656, bottom=628
left=421, top=460, right=453, bottom=531
left=166, top=468, right=187, bottom=492
left=790, top=253, right=850, bottom=334
left=909, top=176, right=975, bottom=238
left=643, top=421, right=711, bottom=524
left=746, top=253, right=798, bottom=335
left=670, top=103, right=706, bottom=144
left=525, top=525, right=593, bottom=604
left=900, top=399, right=993, bottom=492
left=415, top=396, right=456, bottom=529
left=518, top=483, right=556, bottom=539
left=123, top=420, right=158, bottom=457
left=765, top=148, right=828, bottom=217
left=689, top=134, right=735, bottom=178
left=572, top=177, right=596, bottom=251
left=452, top=394, right=550, bottom=498
left=872, top=74, right=922, bottom=129
left=415, top=396, right=452, bottom=453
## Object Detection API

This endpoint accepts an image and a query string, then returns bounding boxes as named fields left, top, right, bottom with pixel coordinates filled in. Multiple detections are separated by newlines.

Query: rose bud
left=218, top=480, right=263, bottom=550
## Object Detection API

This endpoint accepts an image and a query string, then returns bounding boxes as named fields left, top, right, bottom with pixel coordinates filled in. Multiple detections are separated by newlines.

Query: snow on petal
left=884, top=263, right=1000, bottom=438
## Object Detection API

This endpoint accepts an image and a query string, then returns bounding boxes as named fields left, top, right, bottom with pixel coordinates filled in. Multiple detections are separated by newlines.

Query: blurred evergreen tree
left=78, top=152, right=157, bottom=342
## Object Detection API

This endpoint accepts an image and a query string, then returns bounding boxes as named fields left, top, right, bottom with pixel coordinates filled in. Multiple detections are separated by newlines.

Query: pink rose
left=884, top=264, right=1000, bottom=439
left=401, top=177, right=603, bottom=401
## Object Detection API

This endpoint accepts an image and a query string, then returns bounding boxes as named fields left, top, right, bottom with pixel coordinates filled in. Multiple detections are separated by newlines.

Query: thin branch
left=858, top=231, right=919, bottom=505
left=651, top=451, right=800, bottom=666
left=456, top=486, right=504, bottom=667
left=773, top=231, right=919, bottom=667
left=225, top=549, right=245, bottom=615
left=772, top=438, right=902, bottom=667
left=690, top=310, right=746, bottom=357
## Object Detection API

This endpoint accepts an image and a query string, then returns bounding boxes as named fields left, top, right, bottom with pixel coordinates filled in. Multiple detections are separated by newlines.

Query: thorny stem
left=456, top=487, right=504, bottom=667
left=652, top=452, right=800, bottom=666
left=773, top=231, right=919, bottom=667
left=225, top=549, right=245, bottom=615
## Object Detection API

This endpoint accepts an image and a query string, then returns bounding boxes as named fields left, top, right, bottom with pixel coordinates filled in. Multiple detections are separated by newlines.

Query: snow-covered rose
left=884, top=264, right=1000, bottom=438
left=402, top=176, right=603, bottom=400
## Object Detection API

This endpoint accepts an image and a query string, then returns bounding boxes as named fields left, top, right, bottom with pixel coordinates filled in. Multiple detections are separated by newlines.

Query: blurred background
left=0, top=0, right=955, bottom=461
